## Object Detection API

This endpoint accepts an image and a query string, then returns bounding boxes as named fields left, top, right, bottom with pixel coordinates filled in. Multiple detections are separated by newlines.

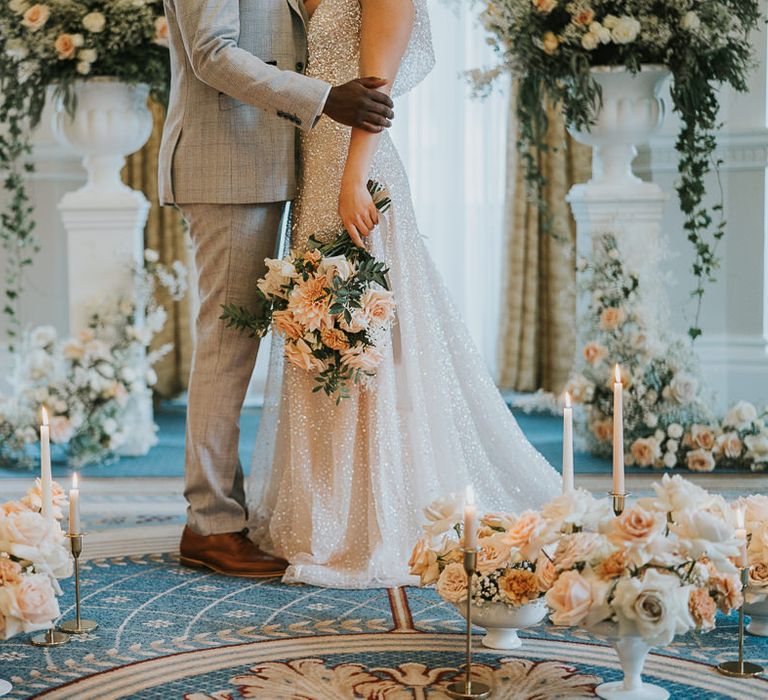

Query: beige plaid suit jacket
left=159, top=0, right=330, bottom=204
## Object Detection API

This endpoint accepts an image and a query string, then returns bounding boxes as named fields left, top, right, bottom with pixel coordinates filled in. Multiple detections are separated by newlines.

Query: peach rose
left=591, top=418, right=613, bottom=443
left=573, top=9, right=595, bottom=25
left=320, top=327, right=350, bottom=352
left=749, top=562, right=768, bottom=597
left=22, top=4, right=49, bottom=31
left=545, top=569, right=598, bottom=627
left=476, top=533, right=512, bottom=575
left=362, top=288, right=396, bottom=326
left=0, top=558, right=23, bottom=585
left=436, top=562, right=468, bottom=604
left=0, top=501, right=27, bottom=516
left=606, top=507, right=665, bottom=548
left=552, top=533, right=605, bottom=571
left=480, top=513, right=517, bottom=531
left=154, top=16, right=169, bottom=47
left=272, top=309, right=304, bottom=341
left=686, top=448, right=716, bottom=473
left=55, top=34, right=77, bottom=60
left=566, top=375, right=594, bottom=403
left=582, top=342, right=608, bottom=366
left=717, top=432, right=743, bottom=460
left=284, top=339, right=325, bottom=373
left=689, top=587, right=716, bottom=630
left=341, top=344, right=383, bottom=373
left=710, top=570, right=743, bottom=614
left=302, top=249, right=322, bottom=265
left=504, top=511, right=544, bottom=559
left=408, top=537, right=439, bottom=585
left=599, top=306, right=626, bottom=331
left=630, top=438, right=661, bottom=468
left=0, top=573, right=59, bottom=625
left=596, top=550, right=629, bottom=581
left=287, top=276, right=332, bottom=332
left=542, top=31, right=560, bottom=54
left=691, top=425, right=717, bottom=451
left=498, top=569, right=540, bottom=606
left=533, top=0, right=557, bottom=13
left=535, top=554, right=557, bottom=592
left=49, top=417, right=74, bottom=445
left=22, top=478, right=67, bottom=519
left=0, top=510, right=50, bottom=548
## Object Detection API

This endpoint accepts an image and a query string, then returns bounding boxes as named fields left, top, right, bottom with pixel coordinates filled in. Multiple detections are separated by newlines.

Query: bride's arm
left=339, top=0, right=414, bottom=247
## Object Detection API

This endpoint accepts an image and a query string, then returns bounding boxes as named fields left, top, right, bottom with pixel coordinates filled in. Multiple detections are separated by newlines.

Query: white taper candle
left=69, top=473, right=80, bottom=535
left=40, top=407, right=53, bottom=523
left=612, top=365, right=625, bottom=495
left=464, top=486, right=478, bottom=550
left=562, top=392, right=574, bottom=493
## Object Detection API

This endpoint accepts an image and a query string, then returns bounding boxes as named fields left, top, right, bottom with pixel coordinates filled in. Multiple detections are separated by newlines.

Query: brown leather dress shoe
left=179, top=526, right=288, bottom=578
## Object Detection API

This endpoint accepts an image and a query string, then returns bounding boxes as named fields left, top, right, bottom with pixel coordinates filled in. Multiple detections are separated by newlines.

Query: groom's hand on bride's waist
left=323, top=77, right=394, bottom=132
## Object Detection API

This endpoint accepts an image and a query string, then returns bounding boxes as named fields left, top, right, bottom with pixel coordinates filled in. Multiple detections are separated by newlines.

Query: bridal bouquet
left=222, top=181, right=395, bottom=401
left=0, top=480, right=72, bottom=640
left=545, top=476, right=744, bottom=646
left=409, top=495, right=558, bottom=608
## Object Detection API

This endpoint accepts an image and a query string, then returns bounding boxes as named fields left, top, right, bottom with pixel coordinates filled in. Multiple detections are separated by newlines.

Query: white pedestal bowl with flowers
left=734, top=494, right=768, bottom=636
left=543, top=477, right=744, bottom=699
left=409, top=495, right=559, bottom=650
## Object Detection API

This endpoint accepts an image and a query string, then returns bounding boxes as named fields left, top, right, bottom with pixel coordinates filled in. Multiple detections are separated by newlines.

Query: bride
left=248, top=0, right=561, bottom=588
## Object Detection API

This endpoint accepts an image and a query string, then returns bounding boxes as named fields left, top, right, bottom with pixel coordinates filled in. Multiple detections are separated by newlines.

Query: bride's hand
left=339, top=178, right=380, bottom=248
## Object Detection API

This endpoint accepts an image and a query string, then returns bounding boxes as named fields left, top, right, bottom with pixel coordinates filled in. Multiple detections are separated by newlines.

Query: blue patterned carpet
left=2, top=554, right=767, bottom=699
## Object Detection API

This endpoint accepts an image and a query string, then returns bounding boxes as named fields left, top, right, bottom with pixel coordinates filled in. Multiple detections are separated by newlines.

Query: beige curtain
left=123, top=100, right=192, bottom=398
left=498, top=93, right=591, bottom=394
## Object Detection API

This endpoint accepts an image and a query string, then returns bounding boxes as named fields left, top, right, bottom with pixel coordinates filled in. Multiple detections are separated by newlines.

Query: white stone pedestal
left=59, top=190, right=155, bottom=456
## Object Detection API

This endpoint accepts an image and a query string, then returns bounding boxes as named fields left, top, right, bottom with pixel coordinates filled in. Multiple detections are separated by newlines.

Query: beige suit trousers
left=179, top=202, right=285, bottom=535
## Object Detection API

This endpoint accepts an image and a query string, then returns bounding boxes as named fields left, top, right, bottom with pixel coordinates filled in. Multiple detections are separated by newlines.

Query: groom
left=159, top=0, right=394, bottom=577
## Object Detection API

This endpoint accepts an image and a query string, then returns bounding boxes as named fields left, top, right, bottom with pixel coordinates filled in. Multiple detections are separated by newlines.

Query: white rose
left=671, top=510, right=740, bottom=573
left=541, top=489, right=613, bottom=532
left=145, top=368, right=158, bottom=386
left=78, top=48, right=97, bottom=63
left=581, top=32, right=598, bottom=50
left=663, top=451, right=677, bottom=468
left=49, top=416, right=74, bottom=444
left=612, top=569, right=693, bottom=647
left=668, top=423, right=684, bottom=439
left=5, top=38, right=28, bottom=60
left=597, top=26, right=611, bottom=44
left=144, top=248, right=160, bottom=263
left=611, top=17, right=640, bottom=44
left=669, top=373, right=698, bottom=404
left=603, top=14, right=619, bottom=29
left=745, top=433, right=768, bottom=463
left=30, top=325, right=57, bottom=348
left=666, top=440, right=679, bottom=453
left=646, top=474, right=713, bottom=516
left=76, top=61, right=91, bottom=75
left=724, top=401, right=758, bottom=430
left=102, top=418, right=118, bottom=436
left=644, top=413, right=658, bottom=428
left=681, top=11, right=701, bottom=32
left=9, top=0, right=29, bottom=14
left=82, top=11, right=106, bottom=33
left=318, top=255, right=353, bottom=282
left=423, top=494, right=463, bottom=538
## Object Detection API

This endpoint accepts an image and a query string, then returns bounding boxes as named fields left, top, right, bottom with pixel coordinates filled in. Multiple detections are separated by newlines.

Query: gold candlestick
left=609, top=492, right=629, bottom=517
left=446, top=548, right=492, bottom=700
left=59, top=533, right=98, bottom=634
left=717, top=567, right=764, bottom=677
left=30, top=626, right=69, bottom=647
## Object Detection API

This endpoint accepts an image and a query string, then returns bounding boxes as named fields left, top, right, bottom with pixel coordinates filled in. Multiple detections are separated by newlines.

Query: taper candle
left=69, top=473, right=80, bottom=535
left=562, top=392, right=574, bottom=493
left=736, top=507, right=748, bottom=569
left=40, top=407, right=53, bottom=523
left=612, top=365, right=625, bottom=495
left=464, top=486, right=477, bottom=550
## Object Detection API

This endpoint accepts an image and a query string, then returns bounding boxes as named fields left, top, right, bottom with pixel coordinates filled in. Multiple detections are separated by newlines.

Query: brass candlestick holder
left=717, top=567, right=764, bottom=678
left=609, top=492, right=629, bottom=516
left=30, top=626, right=70, bottom=647
left=445, top=548, right=492, bottom=700
left=59, top=533, right=98, bottom=634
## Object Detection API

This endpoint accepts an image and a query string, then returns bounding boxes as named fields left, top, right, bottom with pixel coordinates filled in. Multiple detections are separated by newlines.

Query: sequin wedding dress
left=248, top=0, right=561, bottom=588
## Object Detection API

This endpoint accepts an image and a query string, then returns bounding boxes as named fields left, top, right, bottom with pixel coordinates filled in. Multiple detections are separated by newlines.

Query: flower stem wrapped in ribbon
left=221, top=181, right=395, bottom=402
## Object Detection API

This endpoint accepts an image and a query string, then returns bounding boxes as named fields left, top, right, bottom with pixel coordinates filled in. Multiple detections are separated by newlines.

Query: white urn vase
left=455, top=599, right=547, bottom=650
left=567, top=65, right=670, bottom=192
left=591, top=623, right=669, bottom=700
left=52, top=79, right=153, bottom=207
left=745, top=598, right=768, bottom=636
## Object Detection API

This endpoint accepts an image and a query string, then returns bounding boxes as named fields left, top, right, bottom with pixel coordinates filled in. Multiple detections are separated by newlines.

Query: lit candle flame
left=41, top=406, right=49, bottom=426
left=72, top=473, right=79, bottom=489
left=564, top=391, right=572, bottom=409
left=465, top=484, right=475, bottom=507
left=614, top=364, right=622, bottom=385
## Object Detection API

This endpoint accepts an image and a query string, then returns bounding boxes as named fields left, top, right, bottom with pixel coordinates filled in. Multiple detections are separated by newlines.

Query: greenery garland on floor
left=0, top=1, right=170, bottom=349
left=471, top=0, right=761, bottom=339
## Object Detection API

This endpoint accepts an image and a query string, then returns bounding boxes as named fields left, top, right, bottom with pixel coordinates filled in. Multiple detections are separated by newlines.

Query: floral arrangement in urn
left=0, top=0, right=171, bottom=346
left=0, top=480, right=72, bottom=639
left=546, top=476, right=744, bottom=646
left=734, top=494, right=768, bottom=604
left=0, top=250, right=186, bottom=468
left=473, top=0, right=761, bottom=338
left=567, top=231, right=768, bottom=472
left=223, top=182, right=395, bottom=402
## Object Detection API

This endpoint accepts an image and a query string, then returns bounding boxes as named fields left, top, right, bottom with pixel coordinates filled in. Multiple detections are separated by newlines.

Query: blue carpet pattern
left=1, top=555, right=767, bottom=698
